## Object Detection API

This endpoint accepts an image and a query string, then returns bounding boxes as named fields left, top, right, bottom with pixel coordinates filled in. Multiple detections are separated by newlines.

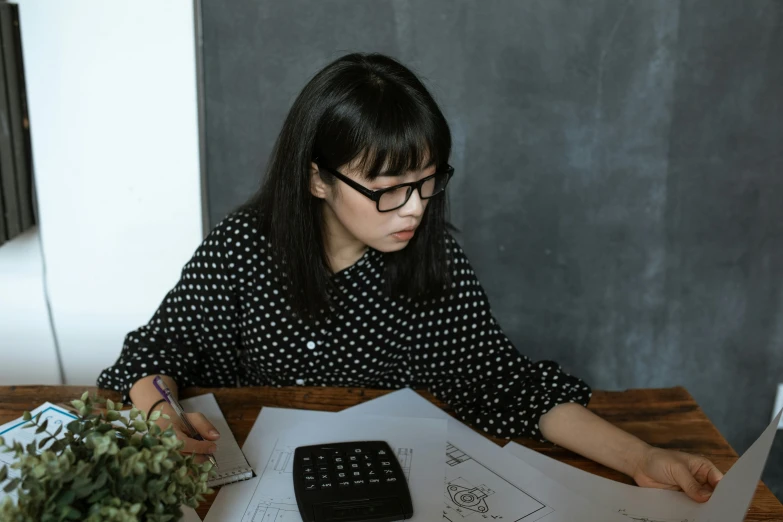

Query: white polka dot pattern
left=97, top=210, right=591, bottom=442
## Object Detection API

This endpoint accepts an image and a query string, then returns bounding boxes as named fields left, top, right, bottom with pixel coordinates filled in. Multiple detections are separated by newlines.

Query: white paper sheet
left=504, top=408, right=783, bottom=522
left=503, top=441, right=700, bottom=522
left=695, top=407, right=783, bottom=522
left=341, top=388, right=627, bottom=522
left=206, top=407, right=447, bottom=522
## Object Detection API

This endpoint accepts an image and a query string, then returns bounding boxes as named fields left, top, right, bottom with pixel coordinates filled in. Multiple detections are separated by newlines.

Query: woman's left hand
left=632, top=446, right=724, bottom=502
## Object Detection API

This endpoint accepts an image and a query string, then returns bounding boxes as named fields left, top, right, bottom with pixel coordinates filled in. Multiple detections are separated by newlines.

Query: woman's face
left=310, top=158, right=436, bottom=253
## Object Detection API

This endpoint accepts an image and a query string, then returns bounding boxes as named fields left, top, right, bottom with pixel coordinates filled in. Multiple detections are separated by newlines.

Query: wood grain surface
left=1, top=385, right=780, bottom=521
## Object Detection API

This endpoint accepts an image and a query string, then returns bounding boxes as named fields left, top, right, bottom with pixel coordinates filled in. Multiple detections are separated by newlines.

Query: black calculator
left=292, top=440, right=413, bottom=522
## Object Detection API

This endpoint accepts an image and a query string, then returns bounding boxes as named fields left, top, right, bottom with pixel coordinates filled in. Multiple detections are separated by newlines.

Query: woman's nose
left=397, top=188, right=425, bottom=217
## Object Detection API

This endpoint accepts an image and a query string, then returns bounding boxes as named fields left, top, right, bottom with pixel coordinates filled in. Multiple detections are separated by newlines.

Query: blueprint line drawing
left=616, top=511, right=691, bottom=522
left=396, top=447, right=413, bottom=481
left=248, top=499, right=301, bottom=522
left=269, top=446, right=295, bottom=473
left=442, top=442, right=554, bottom=522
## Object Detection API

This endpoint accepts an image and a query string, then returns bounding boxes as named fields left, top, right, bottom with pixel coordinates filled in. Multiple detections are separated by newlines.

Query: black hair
left=237, top=52, right=453, bottom=317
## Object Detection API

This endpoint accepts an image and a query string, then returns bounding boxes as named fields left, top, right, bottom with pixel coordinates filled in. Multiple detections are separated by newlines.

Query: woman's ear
left=310, top=162, right=328, bottom=199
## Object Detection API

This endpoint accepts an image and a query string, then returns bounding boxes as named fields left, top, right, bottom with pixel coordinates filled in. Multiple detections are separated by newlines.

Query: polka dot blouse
left=97, top=210, right=591, bottom=442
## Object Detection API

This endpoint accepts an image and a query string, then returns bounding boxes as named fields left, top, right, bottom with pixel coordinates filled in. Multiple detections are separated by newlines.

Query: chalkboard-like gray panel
left=200, top=0, right=783, bottom=498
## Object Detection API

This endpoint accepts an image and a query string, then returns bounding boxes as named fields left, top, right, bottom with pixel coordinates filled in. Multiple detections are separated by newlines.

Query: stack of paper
left=205, top=389, right=781, bottom=522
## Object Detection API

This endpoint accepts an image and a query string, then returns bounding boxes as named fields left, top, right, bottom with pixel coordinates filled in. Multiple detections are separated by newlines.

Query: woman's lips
left=391, top=226, right=417, bottom=241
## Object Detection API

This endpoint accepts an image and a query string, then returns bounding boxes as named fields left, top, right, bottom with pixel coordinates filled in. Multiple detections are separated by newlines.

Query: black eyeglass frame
left=314, top=162, right=455, bottom=212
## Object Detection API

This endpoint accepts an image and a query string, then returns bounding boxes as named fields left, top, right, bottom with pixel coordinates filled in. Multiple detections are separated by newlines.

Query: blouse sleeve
left=408, top=233, right=592, bottom=442
left=96, top=213, right=248, bottom=406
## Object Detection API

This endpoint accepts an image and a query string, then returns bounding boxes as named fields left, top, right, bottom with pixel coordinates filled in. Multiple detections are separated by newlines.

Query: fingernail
left=699, top=488, right=713, bottom=498
left=209, top=430, right=220, bottom=438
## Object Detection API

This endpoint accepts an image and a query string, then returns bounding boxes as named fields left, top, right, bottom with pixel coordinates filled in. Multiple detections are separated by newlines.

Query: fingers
left=706, top=463, right=724, bottom=488
left=186, top=412, right=221, bottom=441
left=672, top=463, right=713, bottom=502
left=179, top=432, right=218, bottom=456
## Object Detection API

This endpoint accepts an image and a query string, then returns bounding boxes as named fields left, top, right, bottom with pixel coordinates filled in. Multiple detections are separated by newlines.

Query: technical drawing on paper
left=247, top=498, right=302, bottom=522
left=616, top=511, right=692, bottom=522
left=269, top=445, right=295, bottom=473
left=396, top=447, right=412, bottom=481
left=443, top=442, right=554, bottom=522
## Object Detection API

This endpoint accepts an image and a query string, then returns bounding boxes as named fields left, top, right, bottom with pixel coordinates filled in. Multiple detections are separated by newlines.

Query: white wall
left=0, top=228, right=61, bottom=385
left=15, top=1, right=203, bottom=385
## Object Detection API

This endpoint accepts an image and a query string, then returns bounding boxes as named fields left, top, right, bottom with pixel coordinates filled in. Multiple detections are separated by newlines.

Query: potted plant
left=0, top=392, right=215, bottom=522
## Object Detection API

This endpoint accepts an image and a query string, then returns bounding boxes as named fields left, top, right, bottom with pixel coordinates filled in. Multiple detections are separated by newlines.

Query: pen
left=152, top=375, right=218, bottom=468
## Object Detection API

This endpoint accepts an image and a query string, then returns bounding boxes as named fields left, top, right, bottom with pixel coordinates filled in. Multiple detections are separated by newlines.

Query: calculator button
left=385, top=476, right=398, bottom=483
left=352, top=479, right=366, bottom=486
left=382, top=469, right=394, bottom=476
left=368, top=478, right=381, bottom=485
left=336, top=472, right=348, bottom=479
left=353, top=448, right=363, bottom=454
left=380, top=460, right=392, bottom=466
left=315, top=455, right=328, bottom=463
left=348, top=455, right=359, bottom=462
left=362, top=454, right=373, bottom=461
left=334, top=464, right=345, bottom=471
left=305, top=483, right=317, bottom=491
left=317, top=466, right=329, bottom=473
left=301, top=456, right=313, bottom=464
left=318, top=473, right=330, bottom=481
left=376, top=449, right=388, bottom=456
left=319, top=481, right=333, bottom=489
left=351, top=471, right=362, bottom=478
left=304, top=474, right=316, bottom=482
left=338, top=480, right=351, bottom=488
left=363, top=462, right=374, bottom=469
left=303, top=467, right=314, bottom=474
left=333, top=456, right=344, bottom=464
left=349, top=463, right=360, bottom=470
left=366, top=470, right=378, bottom=478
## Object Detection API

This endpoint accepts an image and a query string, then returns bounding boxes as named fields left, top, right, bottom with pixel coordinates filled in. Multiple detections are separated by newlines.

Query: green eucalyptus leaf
left=106, top=399, right=115, bottom=412
left=22, top=411, right=31, bottom=422
left=3, top=477, right=19, bottom=493
left=66, top=420, right=83, bottom=435
left=0, top=465, right=6, bottom=482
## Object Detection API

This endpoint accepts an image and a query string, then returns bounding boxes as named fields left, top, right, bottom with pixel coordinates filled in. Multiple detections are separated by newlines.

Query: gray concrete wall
left=199, top=0, right=783, bottom=498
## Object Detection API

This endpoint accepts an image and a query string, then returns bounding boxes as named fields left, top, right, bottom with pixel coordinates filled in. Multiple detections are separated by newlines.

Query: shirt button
left=296, top=378, right=305, bottom=385
left=306, top=341, right=316, bottom=350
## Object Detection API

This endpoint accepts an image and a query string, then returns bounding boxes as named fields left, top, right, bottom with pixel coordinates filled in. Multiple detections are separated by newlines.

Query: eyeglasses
left=315, top=163, right=455, bottom=212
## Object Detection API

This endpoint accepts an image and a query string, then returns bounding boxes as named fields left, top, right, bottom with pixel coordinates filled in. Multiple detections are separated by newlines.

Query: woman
left=98, top=52, right=723, bottom=502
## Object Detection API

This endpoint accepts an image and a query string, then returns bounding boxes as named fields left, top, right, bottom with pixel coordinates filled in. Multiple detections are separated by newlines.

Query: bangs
left=315, top=76, right=450, bottom=180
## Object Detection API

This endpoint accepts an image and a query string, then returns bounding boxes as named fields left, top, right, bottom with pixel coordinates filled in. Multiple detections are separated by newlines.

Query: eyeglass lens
left=377, top=171, right=449, bottom=211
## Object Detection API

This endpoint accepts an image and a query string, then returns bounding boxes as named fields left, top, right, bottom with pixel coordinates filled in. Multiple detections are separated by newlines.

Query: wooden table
left=1, top=385, right=781, bottom=521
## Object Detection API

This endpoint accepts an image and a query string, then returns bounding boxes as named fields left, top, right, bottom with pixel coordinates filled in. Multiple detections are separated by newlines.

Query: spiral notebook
left=180, top=393, right=255, bottom=488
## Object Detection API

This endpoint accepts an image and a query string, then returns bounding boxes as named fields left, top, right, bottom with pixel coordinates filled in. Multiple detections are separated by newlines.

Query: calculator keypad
left=297, top=444, right=401, bottom=490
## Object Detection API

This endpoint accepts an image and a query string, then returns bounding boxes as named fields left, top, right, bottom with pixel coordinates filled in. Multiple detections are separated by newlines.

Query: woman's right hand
left=153, top=403, right=220, bottom=465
